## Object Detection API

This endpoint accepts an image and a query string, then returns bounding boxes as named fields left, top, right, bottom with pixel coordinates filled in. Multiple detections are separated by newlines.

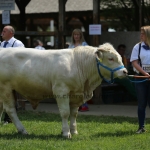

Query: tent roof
left=0, top=0, right=94, bottom=14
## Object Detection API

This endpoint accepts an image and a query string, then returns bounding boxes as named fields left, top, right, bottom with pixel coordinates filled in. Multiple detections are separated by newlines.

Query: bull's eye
left=108, top=58, right=114, bottom=61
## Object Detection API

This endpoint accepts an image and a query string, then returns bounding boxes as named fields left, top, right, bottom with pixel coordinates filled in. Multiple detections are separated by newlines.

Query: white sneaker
left=136, top=128, right=146, bottom=134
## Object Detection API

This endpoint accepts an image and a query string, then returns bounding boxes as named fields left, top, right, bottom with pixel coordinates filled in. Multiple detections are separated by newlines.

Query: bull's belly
left=15, top=85, right=53, bottom=101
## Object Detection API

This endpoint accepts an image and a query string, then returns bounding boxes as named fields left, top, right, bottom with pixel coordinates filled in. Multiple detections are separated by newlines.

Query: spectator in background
left=68, top=29, right=88, bottom=48
left=117, top=44, right=127, bottom=68
left=0, top=25, right=24, bottom=48
left=68, top=28, right=89, bottom=112
left=34, top=39, right=45, bottom=50
left=0, top=25, right=25, bottom=125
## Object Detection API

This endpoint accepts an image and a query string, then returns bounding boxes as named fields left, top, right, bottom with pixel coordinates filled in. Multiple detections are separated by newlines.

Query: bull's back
left=0, top=47, right=73, bottom=77
left=0, top=48, right=76, bottom=100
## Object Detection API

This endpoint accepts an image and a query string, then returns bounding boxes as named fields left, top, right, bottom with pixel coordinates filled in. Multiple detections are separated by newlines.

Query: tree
left=100, top=0, right=150, bottom=31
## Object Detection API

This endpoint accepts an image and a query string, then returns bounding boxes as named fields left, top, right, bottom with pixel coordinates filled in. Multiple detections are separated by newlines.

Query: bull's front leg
left=56, top=96, right=71, bottom=138
left=70, top=105, right=78, bottom=135
left=53, top=86, right=71, bottom=138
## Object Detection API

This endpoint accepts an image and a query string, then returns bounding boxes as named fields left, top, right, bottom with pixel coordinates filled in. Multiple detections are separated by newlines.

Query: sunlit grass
left=0, top=111, right=150, bottom=150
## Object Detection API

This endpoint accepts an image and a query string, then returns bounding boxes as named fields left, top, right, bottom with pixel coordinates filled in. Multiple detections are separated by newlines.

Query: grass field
left=0, top=111, right=150, bottom=150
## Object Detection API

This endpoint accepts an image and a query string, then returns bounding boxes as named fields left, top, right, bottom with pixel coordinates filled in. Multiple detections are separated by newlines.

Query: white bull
left=0, top=43, right=127, bottom=138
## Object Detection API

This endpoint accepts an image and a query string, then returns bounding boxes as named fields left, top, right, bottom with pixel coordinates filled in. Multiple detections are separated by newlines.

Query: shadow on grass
left=0, top=132, right=68, bottom=140
left=0, top=130, right=137, bottom=140
left=93, top=130, right=135, bottom=138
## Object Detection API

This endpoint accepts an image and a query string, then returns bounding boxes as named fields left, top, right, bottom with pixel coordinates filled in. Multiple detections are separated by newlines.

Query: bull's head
left=95, top=43, right=127, bottom=83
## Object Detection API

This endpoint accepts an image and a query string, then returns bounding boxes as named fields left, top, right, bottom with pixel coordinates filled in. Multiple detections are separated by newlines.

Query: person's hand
left=145, top=72, right=150, bottom=76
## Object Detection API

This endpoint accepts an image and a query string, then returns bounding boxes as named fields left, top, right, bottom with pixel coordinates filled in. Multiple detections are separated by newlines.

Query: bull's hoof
left=70, top=130, right=78, bottom=135
left=18, top=130, right=28, bottom=135
left=61, top=132, right=72, bottom=138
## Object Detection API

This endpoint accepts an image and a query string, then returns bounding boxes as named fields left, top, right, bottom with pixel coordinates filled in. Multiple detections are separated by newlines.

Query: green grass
left=0, top=111, right=150, bottom=150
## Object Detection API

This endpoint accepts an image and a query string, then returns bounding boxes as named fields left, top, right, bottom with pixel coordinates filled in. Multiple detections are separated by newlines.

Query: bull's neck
left=74, top=48, right=102, bottom=89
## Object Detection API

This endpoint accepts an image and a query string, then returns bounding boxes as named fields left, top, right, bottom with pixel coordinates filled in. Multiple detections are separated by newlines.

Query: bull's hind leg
left=4, top=105, right=28, bottom=134
left=2, top=88, right=28, bottom=134
left=70, top=106, right=78, bottom=135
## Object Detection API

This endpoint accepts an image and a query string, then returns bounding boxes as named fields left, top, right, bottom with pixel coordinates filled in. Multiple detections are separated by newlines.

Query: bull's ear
left=95, top=50, right=103, bottom=62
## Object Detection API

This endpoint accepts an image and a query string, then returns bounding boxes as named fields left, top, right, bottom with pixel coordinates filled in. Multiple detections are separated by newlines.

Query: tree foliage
left=100, top=0, right=150, bottom=31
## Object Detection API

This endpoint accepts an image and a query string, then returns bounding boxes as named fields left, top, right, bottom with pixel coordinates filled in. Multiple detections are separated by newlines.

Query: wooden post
left=93, top=0, right=100, bottom=47
left=15, top=0, right=31, bottom=45
left=138, top=0, right=142, bottom=29
left=58, top=0, right=67, bottom=48
left=92, top=0, right=102, bottom=104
